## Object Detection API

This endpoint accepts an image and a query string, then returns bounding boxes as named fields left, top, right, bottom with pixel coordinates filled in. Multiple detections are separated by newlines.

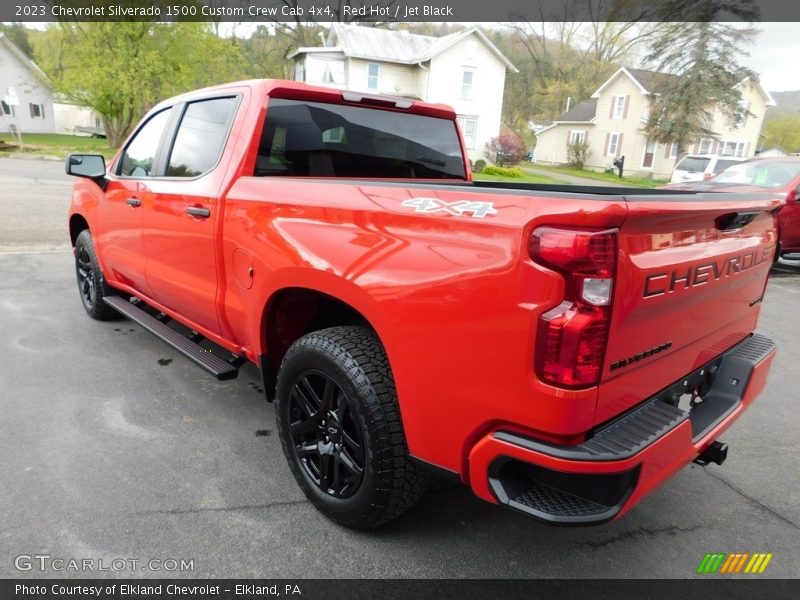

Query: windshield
left=711, top=161, right=800, bottom=188
left=255, top=98, right=466, bottom=179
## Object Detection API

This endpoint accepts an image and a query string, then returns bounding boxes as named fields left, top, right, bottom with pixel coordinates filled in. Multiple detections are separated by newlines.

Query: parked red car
left=663, top=157, right=800, bottom=256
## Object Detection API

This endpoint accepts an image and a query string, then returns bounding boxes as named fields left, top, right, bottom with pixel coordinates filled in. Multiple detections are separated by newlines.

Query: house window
left=29, top=103, right=45, bottom=119
left=642, top=139, right=657, bottom=169
left=322, top=126, right=346, bottom=143
left=367, top=63, right=380, bottom=90
left=323, top=64, right=334, bottom=83
left=306, top=58, right=345, bottom=86
left=613, top=95, right=626, bottom=119
left=734, top=100, right=751, bottom=128
left=0, top=101, right=14, bottom=117
left=606, top=132, right=620, bottom=156
left=569, top=130, right=586, bottom=144
left=669, top=142, right=678, bottom=159
left=457, top=115, right=478, bottom=149
left=461, top=69, right=474, bottom=99
left=719, top=140, right=746, bottom=157
left=698, top=138, right=712, bottom=155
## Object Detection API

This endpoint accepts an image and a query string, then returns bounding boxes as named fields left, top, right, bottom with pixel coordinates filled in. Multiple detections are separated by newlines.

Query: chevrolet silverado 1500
left=66, top=80, right=780, bottom=528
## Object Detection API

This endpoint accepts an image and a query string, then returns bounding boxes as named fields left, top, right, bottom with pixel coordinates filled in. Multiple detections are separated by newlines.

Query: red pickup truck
left=66, top=80, right=780, bottom=529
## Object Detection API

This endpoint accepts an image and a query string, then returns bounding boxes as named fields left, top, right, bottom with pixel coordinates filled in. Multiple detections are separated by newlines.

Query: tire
left=275, top=326, right=427, bottom=529
left=74, top=229, right=118, bottom=321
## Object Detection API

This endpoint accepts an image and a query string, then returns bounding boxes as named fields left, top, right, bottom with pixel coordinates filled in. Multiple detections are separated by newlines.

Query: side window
left=167, top=97, right=238, bottom=177
left=118, top=109, right=172, bottom=177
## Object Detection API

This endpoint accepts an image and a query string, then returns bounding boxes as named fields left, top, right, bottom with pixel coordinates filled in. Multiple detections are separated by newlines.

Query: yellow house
left=534, top=67, right=776, bottom=178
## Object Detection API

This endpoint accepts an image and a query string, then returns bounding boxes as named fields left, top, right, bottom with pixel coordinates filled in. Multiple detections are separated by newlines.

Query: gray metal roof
left=329, top=24, right=437, bottom=63
left=290, top=24, right=517, bottom=72
left=554, top=99, right=597, bottom=122
left=625, top=68, right=679, bottom=93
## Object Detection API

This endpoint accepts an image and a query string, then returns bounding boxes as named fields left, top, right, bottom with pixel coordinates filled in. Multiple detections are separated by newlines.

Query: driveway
left=0, top=158, right=797, bottom=578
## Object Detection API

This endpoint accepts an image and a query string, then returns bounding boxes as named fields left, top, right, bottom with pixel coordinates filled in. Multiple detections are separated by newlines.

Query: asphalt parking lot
left=1, top=156, right=798, bottom=578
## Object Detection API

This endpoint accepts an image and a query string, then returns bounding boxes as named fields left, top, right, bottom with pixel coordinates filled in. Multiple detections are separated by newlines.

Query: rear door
left=596, top=193, right=782, bottom=424
left=142, top=96, right=239, bottom=336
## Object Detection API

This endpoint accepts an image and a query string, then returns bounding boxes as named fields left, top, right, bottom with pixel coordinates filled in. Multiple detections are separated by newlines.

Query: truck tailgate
left=596, top=194, right=782, bottom=424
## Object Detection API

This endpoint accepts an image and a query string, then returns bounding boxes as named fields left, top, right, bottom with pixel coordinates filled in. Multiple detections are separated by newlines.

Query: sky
left=745, top=23, right=799, bottom=92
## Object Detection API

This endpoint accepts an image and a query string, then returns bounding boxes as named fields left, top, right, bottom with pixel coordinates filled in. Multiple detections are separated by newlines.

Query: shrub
left=566, top=140, right=591, bottom=169
left=473, top=159, right=487, bottom=173
left=485, top=132, right=527, bottom=166
left=482, top=165, right=525, bottom=178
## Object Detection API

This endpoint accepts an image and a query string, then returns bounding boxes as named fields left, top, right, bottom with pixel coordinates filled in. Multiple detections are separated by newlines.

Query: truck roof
left=149, top=78, right=457, bottom=120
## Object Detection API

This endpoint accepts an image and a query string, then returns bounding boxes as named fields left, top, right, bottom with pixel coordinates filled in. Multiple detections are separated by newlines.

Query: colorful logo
left=696, top=552, right=773, bottom=574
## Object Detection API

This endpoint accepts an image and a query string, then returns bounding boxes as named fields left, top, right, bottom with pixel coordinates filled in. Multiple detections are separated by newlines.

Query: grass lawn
left=472, top=171, right=568, bottom=185
left=532, top=164, right=669, bottom=188
left=0, top=133, right=116, bottom=160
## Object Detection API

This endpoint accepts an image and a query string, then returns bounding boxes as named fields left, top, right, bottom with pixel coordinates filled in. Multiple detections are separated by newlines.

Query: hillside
left=767, top=90, right=800, bottom=119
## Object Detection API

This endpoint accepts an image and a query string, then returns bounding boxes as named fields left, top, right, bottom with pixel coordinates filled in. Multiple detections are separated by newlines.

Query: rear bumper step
left=469, top=333, right=776, bottom=525
left=495, top=333, right=775, bottom=462
left=103, top=296, right=240, bottom=380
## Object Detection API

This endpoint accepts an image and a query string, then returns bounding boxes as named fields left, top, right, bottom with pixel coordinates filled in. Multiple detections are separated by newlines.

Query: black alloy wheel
left=73, top=229, right=118, bottom=320
left=288, top=370, right=365, bottom=499
left=76, top=244, right=96, bottom=309
left=275, top=326, right=428, bottom=529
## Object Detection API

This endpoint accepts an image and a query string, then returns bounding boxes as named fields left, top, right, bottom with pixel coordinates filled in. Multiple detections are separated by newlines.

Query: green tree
left=32, top=22, right=245, bottom=148
left=641, top=1, right=759, bottom=158
left=0, top=22, right=34, bottom=57
left=763, top=117, right=800, bottom=154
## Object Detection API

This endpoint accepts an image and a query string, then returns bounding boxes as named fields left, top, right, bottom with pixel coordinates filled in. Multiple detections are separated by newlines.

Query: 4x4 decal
left=401, top=197, right=498, bottom=218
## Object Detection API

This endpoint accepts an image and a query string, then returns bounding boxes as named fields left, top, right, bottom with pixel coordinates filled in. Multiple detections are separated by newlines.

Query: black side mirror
left=66, top=154, right=106, bottom=180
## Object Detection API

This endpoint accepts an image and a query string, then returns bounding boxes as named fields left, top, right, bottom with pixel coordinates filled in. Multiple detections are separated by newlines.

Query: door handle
left=126, top=198, right=141, bottom=207
left=186, top=206, right=211, bottom=218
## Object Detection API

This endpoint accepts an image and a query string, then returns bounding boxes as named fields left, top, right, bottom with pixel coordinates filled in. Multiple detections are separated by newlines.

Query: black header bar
left=4, top=0, right=800, bottom=23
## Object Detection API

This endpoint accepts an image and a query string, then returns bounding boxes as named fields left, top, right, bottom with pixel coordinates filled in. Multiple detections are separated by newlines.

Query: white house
left=288, top=24, right=517, bottom=161
left=53, top=99, right=106, bottom=137
left=0, top=33, right=55, bottom=134
left=535, top=67, right=776, bottom=179
left=756, top=146, right=788, bottom=158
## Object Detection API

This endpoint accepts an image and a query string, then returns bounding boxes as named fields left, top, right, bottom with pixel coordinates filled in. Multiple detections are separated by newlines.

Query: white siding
left=426, top=33, right=507, bottom=161
left=535, top=124, right=595, bottom=165
left=347, top=58, right=421, bottom=97
left=0, top=41, right=54, bottom=134
left=53, top=103, right=105, bottom=136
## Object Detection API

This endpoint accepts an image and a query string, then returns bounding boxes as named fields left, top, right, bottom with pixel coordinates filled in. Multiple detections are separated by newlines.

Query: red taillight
left=529, top=228, right=617, bottom=388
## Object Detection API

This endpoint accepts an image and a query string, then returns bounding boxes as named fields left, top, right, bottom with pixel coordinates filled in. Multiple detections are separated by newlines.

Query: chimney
left=565, top=96, right=572, bottom=113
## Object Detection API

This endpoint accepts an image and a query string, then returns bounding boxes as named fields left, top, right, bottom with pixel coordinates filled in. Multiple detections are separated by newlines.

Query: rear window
left=675, top=156, right=710, bottom=173
left=713, top=159, right=740, bottom=173
left=255, top=98, right=466, bottom=179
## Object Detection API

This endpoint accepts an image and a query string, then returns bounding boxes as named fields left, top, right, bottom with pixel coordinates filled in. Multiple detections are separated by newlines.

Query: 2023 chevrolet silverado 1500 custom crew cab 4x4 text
left=66, top=80, right=780, bottom=529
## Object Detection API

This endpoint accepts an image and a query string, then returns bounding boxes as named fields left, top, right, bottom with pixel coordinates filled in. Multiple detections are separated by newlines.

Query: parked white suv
left=670, top=154, right=747, bottom=184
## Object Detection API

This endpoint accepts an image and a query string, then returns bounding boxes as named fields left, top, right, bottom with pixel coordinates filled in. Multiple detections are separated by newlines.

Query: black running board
left=103, top=296, right=239, bottom=380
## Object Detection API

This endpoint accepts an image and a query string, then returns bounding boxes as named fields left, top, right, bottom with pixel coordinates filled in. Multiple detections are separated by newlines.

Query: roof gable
left=0, top=33, right=51, bottom=89
left=592, top=65, right=774, bottom=108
